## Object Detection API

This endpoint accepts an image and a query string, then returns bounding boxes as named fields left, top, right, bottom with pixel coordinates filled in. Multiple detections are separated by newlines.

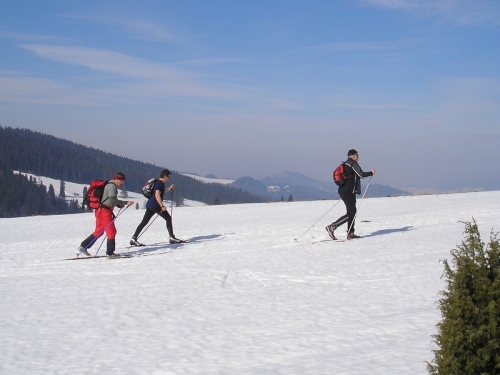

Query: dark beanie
left=347, top=149, right=358, bottom=157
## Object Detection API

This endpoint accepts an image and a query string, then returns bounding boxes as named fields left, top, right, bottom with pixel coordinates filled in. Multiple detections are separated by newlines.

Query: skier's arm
left=361, top=169, right=375, bottom=178
left=351, top=161, right=374, bottom=178
left=104, top=184, right=132, bottom=206
left=155, top=189, right=167, bottom=211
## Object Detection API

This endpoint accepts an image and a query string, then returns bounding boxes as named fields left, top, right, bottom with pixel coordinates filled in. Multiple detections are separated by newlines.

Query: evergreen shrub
left=428, top=219, right=500, bottom=374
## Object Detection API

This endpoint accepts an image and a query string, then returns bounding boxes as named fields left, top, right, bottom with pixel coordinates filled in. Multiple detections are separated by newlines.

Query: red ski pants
left=92, top=207, right=116, bottom=240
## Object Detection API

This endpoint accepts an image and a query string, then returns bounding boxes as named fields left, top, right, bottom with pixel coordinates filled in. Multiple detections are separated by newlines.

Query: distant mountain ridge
left=208, top=171, right=410, bottom=200
left=260, top=171, right=332, bottom=190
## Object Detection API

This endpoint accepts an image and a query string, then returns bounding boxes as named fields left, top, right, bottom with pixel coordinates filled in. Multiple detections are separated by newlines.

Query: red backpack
left=333, top=163, right=348, bottom=186
left=83, top=180, right=110, bottom=209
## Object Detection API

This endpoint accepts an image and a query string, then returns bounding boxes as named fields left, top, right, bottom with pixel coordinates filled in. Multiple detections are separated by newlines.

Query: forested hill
left=0, top=126, right=264, bottom=206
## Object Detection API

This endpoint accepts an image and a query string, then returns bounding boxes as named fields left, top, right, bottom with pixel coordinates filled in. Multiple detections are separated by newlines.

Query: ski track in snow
left=1, top=191, right=499, bottom=374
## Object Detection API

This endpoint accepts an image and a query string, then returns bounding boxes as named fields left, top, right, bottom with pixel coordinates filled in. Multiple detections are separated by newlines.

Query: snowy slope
left=1, top=191, right=500, bottom=374
left=181, top=173, right=235, bottom=185
left=14, top=171, right=207, bottom=207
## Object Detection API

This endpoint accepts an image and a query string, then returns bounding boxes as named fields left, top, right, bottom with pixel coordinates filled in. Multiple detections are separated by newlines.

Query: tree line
left=0, top=164, right=80, bottom=218
left=0, top=126, right=264, bottom=217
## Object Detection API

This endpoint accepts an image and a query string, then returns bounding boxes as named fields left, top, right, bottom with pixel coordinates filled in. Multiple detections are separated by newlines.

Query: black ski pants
left=332, top=193, right=357, bottom=234
left=133, top=207, right=174, bottom=239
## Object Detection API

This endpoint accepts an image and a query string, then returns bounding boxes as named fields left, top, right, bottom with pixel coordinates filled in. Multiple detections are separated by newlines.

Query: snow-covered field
left=1, top=190, right=499, bottom=375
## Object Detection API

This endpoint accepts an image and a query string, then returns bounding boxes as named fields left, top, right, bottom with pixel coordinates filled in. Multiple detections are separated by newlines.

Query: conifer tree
left=175, top=195, right=184, bottom=207
left=428, top=219, right=500, bottom=374
left=59, top=180, right=66, bottom=198
left=82, top=186, right=89, bottom=210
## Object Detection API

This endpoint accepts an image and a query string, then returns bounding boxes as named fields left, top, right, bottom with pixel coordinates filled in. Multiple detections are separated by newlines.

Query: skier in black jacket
left=326, top=149, right=376, bottom=240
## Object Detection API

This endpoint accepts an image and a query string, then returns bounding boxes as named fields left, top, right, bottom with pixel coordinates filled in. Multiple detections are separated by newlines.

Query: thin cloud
left=173, top=58, right=244, bottom=67
left=0, top=30, right=69, bottom=43
left=362, top=0, right=452, bottom=11
left=20, top=44, right=243, bottom=83
left=0, top=71, right=101, bottom=106
left=20, top=44, right=238, bottom=99
left=303, top=39, right=421, bottom=53
left=60, top=13, right=188, bottom=43
left=328, top=98, right=416, bottom=112
left=362, top=0, right=500, bottom=27
left=115, top=19, right=187, bottom=42
left=21, top=44, right=181, bottom=79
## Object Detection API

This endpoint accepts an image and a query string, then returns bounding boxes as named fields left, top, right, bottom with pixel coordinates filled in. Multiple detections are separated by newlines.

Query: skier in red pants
left=78, top=173, right=134, bottom=258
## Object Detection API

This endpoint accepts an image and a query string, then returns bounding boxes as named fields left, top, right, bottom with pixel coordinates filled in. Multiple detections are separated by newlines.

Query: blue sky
left=1, top=0, right=499, bottom=191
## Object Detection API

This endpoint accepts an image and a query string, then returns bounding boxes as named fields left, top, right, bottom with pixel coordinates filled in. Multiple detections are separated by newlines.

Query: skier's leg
left=132, top=209, right=155, bottom=238
left=344, top=195, right=357, bottom=234
left=159, top=209, right=174, bottom=238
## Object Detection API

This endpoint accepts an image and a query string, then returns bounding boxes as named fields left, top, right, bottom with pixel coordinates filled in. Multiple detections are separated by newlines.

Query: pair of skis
left=128, top=239, right=188, bottom=248
left=311, top=236, right=363, bottom=244
left=67, top=236, right=225, bottom=261
left=67, top=254, right=135, bottom=260
left=67, top=242, right=187, bottom=261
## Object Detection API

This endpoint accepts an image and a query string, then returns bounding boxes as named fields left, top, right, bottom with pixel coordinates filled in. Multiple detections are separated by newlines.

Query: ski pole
left=95, top=234, right=107, bottom=256
left=294, top=198, right=343, bottom=242
left=346, top=175, right=372, bottom=236
left=170, top=188, right=174, bottom=219
left=136, top=213, right=160, bottom=241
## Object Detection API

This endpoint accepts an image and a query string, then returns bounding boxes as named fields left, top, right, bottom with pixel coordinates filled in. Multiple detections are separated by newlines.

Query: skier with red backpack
left=77, top=173, right=134, bottom=258
left=326, top=149, right=376, bottom=240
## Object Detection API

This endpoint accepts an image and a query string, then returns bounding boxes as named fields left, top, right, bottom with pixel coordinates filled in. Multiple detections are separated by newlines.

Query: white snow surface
left=1, top=191, right=500, bottom=375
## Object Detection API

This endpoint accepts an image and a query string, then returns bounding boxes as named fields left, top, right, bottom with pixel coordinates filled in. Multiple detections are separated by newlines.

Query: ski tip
left=65, top=255, right=106, bottom=260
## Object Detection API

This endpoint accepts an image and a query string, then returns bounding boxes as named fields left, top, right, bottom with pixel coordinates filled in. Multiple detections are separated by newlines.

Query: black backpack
left=142, top=178, right=158, bottom=198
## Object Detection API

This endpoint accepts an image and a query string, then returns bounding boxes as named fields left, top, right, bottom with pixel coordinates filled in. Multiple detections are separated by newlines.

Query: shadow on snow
left=363, top=226, right=414, bottom=238
left=125, top=234, right=225, bottom=256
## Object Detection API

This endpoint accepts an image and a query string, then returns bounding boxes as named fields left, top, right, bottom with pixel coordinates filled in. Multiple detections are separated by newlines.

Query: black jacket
left=338, top=158, right=373, bottom=195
